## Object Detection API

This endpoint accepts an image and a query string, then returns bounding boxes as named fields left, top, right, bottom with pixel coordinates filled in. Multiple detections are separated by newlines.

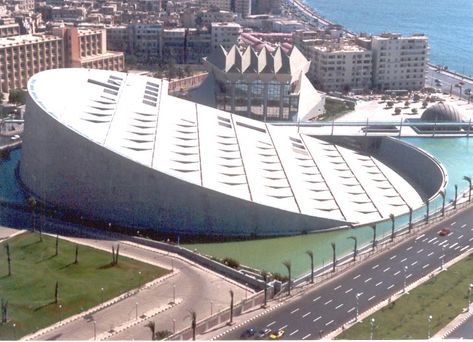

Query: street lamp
left=172, top=319, right=176, bottom=333
left=441, top=246, right=445, bottom=270
left=355, top=293, right=360, bottom=321
left=370, top=318, right=375, bottom=340
left=101, top=287, right=104, bottom=304
left=172, top=284, right=176, bottom=304
left=93, top=321, right=96, bottom=340
left=59, top=304, right=63, bottom=320
left=468, top=284, right=473, bottom=311
left=428, top=315, right=432, bottom=339
left=403, top=266, right=408, bottom=293
left=138, top=271, right=142, bottom=288
left=12, top=323, right=16, bottom=340
left=210, top=301, right=213, bottom=316
left=135, top=302, right=138, bottom=320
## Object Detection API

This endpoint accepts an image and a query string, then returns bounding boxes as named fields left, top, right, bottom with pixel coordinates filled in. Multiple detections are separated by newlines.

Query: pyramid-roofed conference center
left=19, top=68, right=447, bottom=237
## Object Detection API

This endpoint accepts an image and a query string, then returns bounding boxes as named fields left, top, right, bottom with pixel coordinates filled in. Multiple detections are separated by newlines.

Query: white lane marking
left=469, top=237, right=473, bottom=242
left=302, top=312, right=311, bottom=318
left=394, top=270, right=401, bottom=276
left=444, top=243, right=450, bottom=248
left=461, top=224, right=467, bottom=228
left=387, top=284, right=395, bottom=290
left=313, top=296, right=321, bottom=302
left=358, top=291, right=364, bottom=296
left=455, top=245, right=462, bottom=250
left=411, top=261, right=418, bottom=266
left=416, top=234, right=426, bottom=240
left=451, top=221, right=456, bottom=226
left=458, top=235, right=464, bottom=240
left=407, top=273, right=412, bottom=279
left=390, top=255, right=397, bottom=260
left=438, top=240, right=448, bottom=247
left=313, top=316, right=321, bottom=323
left=433, top=240, right=439, bottom=245
left=324, top=299, right=333, bottom=305
left=406, top=246, right=413, bottom=251
left=422, top=237, right=429, bottom=242
left=368, top=295, right=376, bottom=301
left=291, top=308, right=300, bottom=314
left=334, top=285, right=342, bottom=290
left=372, top=264, right=379, bottom=270
left=345, top=288, right=353, bottom=294
left=364, top=277, right=372, bottom=283
left=335, top=303, right=344, bottom=310
left=302, top=334, right=311, bottom=340
left=401, top=258, right=407, bottom=263
left=267, top=321, right=276, bottom=327
left=325, top=320, right=334, bottom=326
left=450, top=242, right=459, bottom=249
left=422, top=264, right=430, bottom=269
left=289, top=329, right=299, bottom=337
left=471, top=227, right=473, bottom=231
left=417, top=248, right=424, bottom=254
left=428, top=237, right=438, bottom=244
left=383, top=267, right=391, bottom=272
left=347, top=307, right=355, bottom=313
left=279, top=324, right=288, bottom=331
left=428, top=252, right=434, bottom=257
left=353, top=274, right=361, bottom=280
left=461, top=246, right=470, bottom=252
left=375, top=281, right=383, bottom=287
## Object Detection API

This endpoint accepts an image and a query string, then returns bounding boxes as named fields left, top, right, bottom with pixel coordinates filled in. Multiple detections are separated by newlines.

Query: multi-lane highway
left=220, top=207, right=473, bottom=340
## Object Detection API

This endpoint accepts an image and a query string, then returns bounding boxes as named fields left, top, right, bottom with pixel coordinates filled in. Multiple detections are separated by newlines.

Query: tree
left=454, top=184, right=458, bottom=209
left=306, top=250, right=314, bottom=284
left=389, top=214, right=395, bottom=241
left=55, top=234, right=59, bottom=257
left=394, top=107, right=402, bottom=115
left=190, top=311, right=197, bottom=341
left=425, top=198, right=430, bottom=223
left=145, top=321, right=156, bottom=340
left=0, top=298, right=7, bottom=323
left=282, top=261, right=291, bottom=296
left=408, top=206, right=413, bottom=232
left=261, top=271, right=269, bottom=307
left=229, top=290, right=234, bottom=325
left=8, top=89, right=26, bottom=105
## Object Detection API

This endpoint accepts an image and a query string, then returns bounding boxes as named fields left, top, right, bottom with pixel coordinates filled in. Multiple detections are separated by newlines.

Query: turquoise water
left=1, top=140, right=472, bottom=278
left=305, top=0, right=473, bottom=76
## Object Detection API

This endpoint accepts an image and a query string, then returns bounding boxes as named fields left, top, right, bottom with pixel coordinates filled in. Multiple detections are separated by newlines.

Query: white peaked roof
left=28, top=69, right=424, bottom=225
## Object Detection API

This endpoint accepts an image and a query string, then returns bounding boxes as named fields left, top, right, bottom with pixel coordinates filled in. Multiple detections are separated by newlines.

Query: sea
left=305, top=0, right=473, bottom=77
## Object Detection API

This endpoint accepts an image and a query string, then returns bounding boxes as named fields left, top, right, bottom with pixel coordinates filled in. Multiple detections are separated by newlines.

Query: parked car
left=256, top=328, right=271, bottom=339
left=439, top=227, right=450, bottom=236
left=241, top=328, right=256, bottom=339
left=269, top=330, right=285, bottom=340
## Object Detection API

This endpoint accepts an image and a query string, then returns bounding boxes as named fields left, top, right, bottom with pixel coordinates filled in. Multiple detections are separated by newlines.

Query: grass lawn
left=337, top=253, right=473, bottom=339
left=0, top=232, right=169, bottom=340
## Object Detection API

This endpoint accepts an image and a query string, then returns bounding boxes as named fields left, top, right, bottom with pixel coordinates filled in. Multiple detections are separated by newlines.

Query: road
left=446, top=315, right=473, bottom=339
left=426, top=66, right=473, bottom=100
left=220, top=208, right=473, bottom=340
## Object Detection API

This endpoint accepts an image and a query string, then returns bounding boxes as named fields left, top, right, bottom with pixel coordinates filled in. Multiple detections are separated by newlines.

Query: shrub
left=222, top=257, right=240, bottom=269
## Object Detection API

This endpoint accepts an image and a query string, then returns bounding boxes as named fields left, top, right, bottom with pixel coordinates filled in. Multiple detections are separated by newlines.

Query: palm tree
left=371, top=224, right=377, bottom=250
left=389, top=214, right=395, bottom=241
left=440, top=190, right=446, bottom=216
left=306, top=250, right=314, bottom=284
left=229, top=290, right=234, bottom=325
left=425, top=198, right=430, bottom=223
left=408, top=206, right=413, bottom=233
left=331, top=242, right=336, bottom=273
left=282, top=261, right=292, bottom=296
left=347, top=236, right=357, bottom=261
left=5, top=243, right=11, bottom=276
left=54, top=280, right=59, bottom=304
left=464, top=176, right=472, bottom=203
left=145, top=321, right=156, bottom=340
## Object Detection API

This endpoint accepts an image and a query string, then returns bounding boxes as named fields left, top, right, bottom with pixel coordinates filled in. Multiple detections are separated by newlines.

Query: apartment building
left=363, top=33, right=429, bottom=91
left=105, top=25, right=128, bottom=51
left=210, top=21, right=241, bottom=51
left=200, top=0, right=251, bottom=17
left=197, top=9, right=235, bottom=27
left=127, top=22, right=161, bottom=59
left=0, top=34, right=63, bottom=92
left=295, top=35, right=372, bottom=92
